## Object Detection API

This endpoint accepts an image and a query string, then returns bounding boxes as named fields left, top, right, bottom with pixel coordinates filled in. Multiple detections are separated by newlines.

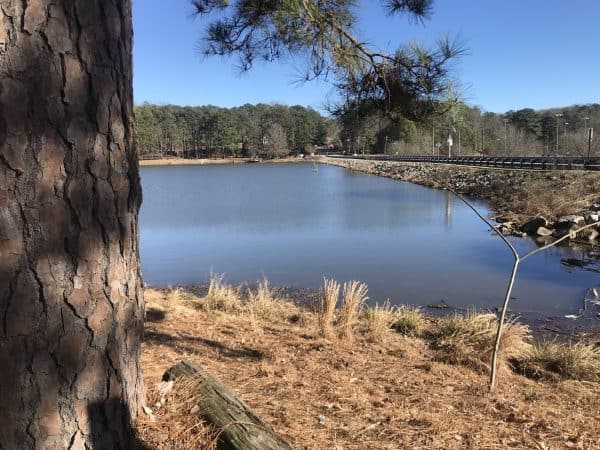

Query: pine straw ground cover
left=136, top=287, right=600, bottom=450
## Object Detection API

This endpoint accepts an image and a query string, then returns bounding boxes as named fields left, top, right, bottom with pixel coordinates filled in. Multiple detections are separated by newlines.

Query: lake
left=140, top=162, right=598, bottom=320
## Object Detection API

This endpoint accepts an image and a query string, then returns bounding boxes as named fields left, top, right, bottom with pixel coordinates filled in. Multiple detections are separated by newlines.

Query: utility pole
left=432, top=126, right=435, bottom=156
left=555, top=113, right=563, bottom=156
left=583, top=116, right=589, bottom=137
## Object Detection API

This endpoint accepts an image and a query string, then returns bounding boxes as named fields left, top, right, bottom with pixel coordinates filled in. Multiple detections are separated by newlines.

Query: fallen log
left=163, top=360, right=293, bottom=450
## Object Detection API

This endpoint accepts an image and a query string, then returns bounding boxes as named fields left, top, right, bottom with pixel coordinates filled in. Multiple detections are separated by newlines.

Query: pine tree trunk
left=0, top=1, right=144, bottom=449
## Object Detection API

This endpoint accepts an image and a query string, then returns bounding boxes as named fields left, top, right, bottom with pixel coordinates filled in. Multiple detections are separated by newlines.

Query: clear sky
left=133, top=0, right=599, bottom=114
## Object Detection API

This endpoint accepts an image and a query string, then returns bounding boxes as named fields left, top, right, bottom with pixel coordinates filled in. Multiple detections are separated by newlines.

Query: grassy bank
left=136, top=279, right=600, bottom=449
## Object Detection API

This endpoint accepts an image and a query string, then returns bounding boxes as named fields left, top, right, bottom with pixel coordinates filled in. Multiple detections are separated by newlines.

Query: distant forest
left=135, top=102, right=600, bottom=158
left=135, top=103, right=330, bottom=159
left=337, top=103, right=600, bottom=157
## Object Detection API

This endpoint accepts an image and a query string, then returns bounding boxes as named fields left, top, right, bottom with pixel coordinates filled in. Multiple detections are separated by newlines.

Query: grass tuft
left=317, top=278, right=340, bottom=338
left=391, top=306, right=425, bottom=337
left=430, top=313, right=530, bottom=373
left=166, top=287, right=201, bottom=306
left=199, top=273, right=243, bottom=312
left=246, top=278, right=298, bottom=324
left=363, top=300, right=397, bottom=342
left=513, top=341, right=600, bottom=382
left=338, top=281, right=369, bottom=340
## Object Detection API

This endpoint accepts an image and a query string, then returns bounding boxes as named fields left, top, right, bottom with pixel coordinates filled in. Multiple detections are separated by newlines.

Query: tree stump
left=163, top=360, right=293, bottom=450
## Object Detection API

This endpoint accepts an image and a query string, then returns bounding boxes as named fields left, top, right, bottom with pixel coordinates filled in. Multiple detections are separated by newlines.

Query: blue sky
left=133, top=0, right=599, bottom=114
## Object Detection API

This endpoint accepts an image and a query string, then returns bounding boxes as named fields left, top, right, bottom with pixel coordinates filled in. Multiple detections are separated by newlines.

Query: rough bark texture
left=0, top=1, right=144, bottom=449
left=164, top=360, right=293, bottom=450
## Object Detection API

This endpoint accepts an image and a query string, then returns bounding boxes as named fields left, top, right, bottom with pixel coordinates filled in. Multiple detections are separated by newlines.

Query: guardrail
left=326, top=154, right=600, bottom=171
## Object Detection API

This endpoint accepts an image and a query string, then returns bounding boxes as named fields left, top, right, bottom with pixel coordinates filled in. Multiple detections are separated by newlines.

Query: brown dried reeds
left=317, top=278, right=340, bottom=338
left=337, top=280, right=368, bottom=340
left=201, top=273, right=243, bottom=312
left=246, top=278, right=299, bottom=325
left=363, top=300, right=397, bottom=342
left=391, top=305, right=425, bottom=337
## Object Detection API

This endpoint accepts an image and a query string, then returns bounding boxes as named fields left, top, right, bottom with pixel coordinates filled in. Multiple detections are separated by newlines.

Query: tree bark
left=0, top=1, right=144, bottom=449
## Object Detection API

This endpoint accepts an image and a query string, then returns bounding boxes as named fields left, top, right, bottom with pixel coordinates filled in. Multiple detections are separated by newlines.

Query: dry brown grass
left=362, top=300, right=396, bottom=342
left=513, top=341, right=600, bottom=382
left=246, top=278, right=299, bottom=325
left=198, top=273, right=243, bottom=312
left=502, top=174, right=600, bottom=221
left=430, top=313, right=531, bottom=373
left=138, top=288, right=600, bottom=450
left=166, top=287, right=201, bottom=307
left=391, top=305, right=426, bottom=337
left=337, top=281, right=369, bottom=340
left=317, top=278, right=340, bottom=338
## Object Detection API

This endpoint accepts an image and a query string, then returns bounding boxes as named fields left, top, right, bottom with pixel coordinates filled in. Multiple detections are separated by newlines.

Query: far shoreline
left=139, top=156, right=310, bottom=167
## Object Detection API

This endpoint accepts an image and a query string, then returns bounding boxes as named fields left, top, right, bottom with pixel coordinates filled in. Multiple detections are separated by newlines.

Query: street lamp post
left=555, top=113, right=563, bottom=156
left=503, top=118, right=509, bottom=153
left=432, top=126, right=435, bottom=156
left=564, top=122, right=569, bottom=155
left=481, top=127, right=485, bottom=154
left=457, top=116, right=463, bottom=156
left=583, top=116, right=590, bottom=140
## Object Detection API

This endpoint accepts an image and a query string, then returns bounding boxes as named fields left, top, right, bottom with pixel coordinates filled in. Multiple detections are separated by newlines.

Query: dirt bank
left=136, top=287, right=600, bottom=449
left=323, top=157, right=600, bottom=241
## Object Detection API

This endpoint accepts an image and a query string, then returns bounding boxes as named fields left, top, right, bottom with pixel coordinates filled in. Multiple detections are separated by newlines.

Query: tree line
left=135, top=103, right=330, bottom=159
left=335, top=102, right=600, bottom=157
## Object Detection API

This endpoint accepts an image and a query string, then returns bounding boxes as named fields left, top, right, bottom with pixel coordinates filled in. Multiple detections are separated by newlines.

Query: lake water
left=140, top=162, right=598, bottom=319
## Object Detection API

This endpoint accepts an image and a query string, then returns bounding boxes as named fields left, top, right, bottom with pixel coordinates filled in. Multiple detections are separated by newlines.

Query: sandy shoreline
left=139, top=156, right=309, bottom=166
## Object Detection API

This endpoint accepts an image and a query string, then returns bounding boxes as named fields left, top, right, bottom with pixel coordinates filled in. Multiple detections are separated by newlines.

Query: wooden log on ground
left=163, top=360, right=293, bottom=450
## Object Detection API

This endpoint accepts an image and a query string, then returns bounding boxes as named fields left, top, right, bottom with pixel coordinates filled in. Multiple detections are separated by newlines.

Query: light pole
left=481, top=127, right=485, bottom=154
left=432, top=126, right=435, bottom=156
left=384, top=135, right=388, bottom=154
left=457, top=117, right=463, bottom=156
left=564, top=122, right=569, bottom=155
left=555, top=113, right=563, bottom=156
left=503, top=118, right=509, bottom=153
left=583, top=116, right=590, bottom=138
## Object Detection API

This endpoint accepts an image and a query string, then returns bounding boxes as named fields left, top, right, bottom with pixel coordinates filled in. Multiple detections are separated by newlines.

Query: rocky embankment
left=324, top=157, right=600, bottom=244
